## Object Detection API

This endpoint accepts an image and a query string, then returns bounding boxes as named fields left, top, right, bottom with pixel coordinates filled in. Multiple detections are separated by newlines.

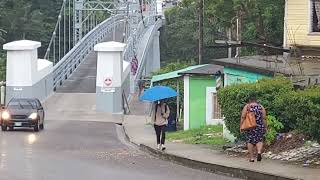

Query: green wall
left=189, top=76, right=216, bottom=129
left=224, top=67, right=271, bottom=85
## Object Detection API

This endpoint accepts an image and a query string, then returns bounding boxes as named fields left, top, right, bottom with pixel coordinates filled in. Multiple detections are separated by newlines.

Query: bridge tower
left=74, top=0, right=120, bottom=44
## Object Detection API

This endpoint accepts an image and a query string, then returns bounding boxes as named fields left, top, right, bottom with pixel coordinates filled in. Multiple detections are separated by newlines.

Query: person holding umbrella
left=140, top=86, right=177, bottom=150
left=152, top=100, right=170, bottom=151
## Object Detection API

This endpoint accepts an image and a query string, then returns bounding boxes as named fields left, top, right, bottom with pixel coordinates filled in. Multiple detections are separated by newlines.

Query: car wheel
left=34, top=121, right=39, bottom=132
left=1, top=125, right=7, bottom=131
left=39, top=123, right=44, bottom=130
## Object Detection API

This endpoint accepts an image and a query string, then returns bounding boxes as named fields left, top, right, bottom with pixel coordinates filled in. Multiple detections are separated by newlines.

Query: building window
left=311, top=0, right=320, bottom=32
left=212, top=92, right=222, bottom=119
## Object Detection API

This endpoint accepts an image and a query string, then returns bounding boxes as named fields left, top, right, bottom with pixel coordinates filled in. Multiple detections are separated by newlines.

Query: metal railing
left=122, top=14, right=161, bottom=93
left=123, top=15, right=156, bottom=63
left=52, top=15, right=125, bottom=90
left=133, top=18, right=162, bottom=80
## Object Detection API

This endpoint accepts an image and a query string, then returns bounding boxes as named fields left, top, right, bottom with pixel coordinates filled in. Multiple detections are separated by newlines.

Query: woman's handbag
left=240, top=105, right=257, bottom=130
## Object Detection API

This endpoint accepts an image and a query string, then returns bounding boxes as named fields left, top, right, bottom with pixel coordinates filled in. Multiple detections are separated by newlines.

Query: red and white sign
left=104, top=77, right=113, bottom=87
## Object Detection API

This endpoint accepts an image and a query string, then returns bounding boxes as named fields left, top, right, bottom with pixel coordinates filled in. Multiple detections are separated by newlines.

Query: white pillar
left=94, top=41, right=126, bottom=113
left=183, top=76, right=190, bottom=130
left=4, top=40, right=40, bottom=87
left=3, top=40, right=54, bottom=102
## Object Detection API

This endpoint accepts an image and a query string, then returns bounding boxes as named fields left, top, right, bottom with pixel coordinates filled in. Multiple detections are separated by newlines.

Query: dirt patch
left=266, top=132, right=307, bottom=154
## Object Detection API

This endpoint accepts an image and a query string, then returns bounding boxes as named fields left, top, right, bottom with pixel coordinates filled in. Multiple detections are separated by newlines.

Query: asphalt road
left=0, top=121, right=240, bottom=180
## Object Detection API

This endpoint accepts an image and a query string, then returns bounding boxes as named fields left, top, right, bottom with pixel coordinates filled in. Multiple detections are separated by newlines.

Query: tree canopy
left=160, top=0, right=285, bottom=63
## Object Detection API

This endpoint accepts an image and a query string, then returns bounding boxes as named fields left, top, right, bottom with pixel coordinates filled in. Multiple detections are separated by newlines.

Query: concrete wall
left=285, top=0, right=320, bottom=47
left=189, top=76, right=216, bottom=129
left=6, top=72, right=53, bottom=103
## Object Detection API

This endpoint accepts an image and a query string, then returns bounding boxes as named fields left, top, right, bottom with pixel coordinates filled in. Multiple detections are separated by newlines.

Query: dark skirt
left=245, top=127, right=265, bottom=145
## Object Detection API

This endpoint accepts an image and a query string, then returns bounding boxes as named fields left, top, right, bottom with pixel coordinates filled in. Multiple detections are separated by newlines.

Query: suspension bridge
left=3, top=0, right=163, bottom=118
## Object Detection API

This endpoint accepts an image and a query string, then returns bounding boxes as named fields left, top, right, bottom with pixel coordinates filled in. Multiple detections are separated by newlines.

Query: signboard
left=13, top=88, right=23, bottom=91
left=101, top=77, right=115, bottom=93
left=101, top=87, right=115, bottom=93
left=104, top=77, right=113, bottom=87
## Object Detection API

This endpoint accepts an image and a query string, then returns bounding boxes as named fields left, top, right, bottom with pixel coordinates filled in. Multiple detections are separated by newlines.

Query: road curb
left=121, top=122, right=298, bottom=180
left=139, top=144, right=298, bottom=180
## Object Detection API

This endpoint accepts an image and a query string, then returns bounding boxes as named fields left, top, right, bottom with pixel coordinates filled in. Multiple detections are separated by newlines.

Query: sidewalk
left=124, top=95, right=320, bottom=180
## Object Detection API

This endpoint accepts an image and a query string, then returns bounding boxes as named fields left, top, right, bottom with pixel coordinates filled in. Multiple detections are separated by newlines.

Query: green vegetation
left=217, top=77, right=320, bottom=143
left=0, top=0, right=64, bottom=81
left=265, top=115, right=284, bottom=145
left=161, top=0, right=285, bottom=64
left=167, top=125, right=229, bottom=146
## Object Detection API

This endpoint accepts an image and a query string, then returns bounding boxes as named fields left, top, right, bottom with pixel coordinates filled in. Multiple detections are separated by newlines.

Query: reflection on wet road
left=0, top=120, right=240, bottom=180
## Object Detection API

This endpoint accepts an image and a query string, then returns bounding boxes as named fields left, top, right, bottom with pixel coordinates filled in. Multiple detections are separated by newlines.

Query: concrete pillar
left=145, top=38, right=154, bottom=77
left=94, top=41, right=126, bottom=113
left=153, top=31, right=161, bottom=71
left=3, top=40, right=53, bottom=103
left=145, top=30, right=160, bottom=77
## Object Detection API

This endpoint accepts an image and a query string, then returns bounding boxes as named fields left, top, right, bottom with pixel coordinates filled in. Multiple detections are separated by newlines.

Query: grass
left=167, top=125, right=229, bottom=145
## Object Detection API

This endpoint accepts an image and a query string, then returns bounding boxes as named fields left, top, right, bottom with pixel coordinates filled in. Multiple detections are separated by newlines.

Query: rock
left=303, top=163, right=310, bottom=167
left=311, top=143, right=320, bottom=148
left=286, top=134, right=293, bottom=139
left=305, top=160, right=314, bottom=164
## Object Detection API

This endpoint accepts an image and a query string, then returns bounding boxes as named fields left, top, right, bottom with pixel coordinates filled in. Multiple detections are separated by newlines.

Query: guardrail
left=52, top=15, right=125, bottom=90
left=123, top=16, right=155, bottom=62
left=133, top=18, right=162, bottom=82
left=123, top=15, right=158, bottom=93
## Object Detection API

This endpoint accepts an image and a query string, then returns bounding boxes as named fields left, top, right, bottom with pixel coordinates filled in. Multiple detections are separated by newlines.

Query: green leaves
left=265, top=115, right=284, bottom=145
left=217, top=76, right=320, bottom=143
left=161, top=0, right=285, bottom=64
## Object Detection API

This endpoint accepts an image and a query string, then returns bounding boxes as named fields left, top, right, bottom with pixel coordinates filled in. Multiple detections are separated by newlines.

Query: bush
left=217, top=77, right=292, bottom=138
left=217, top=77, right=320, bottom=142
left=294, top=87, right=320, bottom=142
left=265, top=115, right=284, bottom=145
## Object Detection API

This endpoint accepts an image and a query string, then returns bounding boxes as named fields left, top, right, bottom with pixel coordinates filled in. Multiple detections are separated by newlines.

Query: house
left=284, top=0, right=320, bottom=56
left=151, top=64, right=223, bottom=130
left=151, top=63, right=274, bottom=133
left=178, top=65, right=224, bottom=130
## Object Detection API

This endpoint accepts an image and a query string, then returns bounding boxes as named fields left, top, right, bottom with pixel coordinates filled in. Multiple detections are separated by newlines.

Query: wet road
left=0, top=121, right=240, bottom=180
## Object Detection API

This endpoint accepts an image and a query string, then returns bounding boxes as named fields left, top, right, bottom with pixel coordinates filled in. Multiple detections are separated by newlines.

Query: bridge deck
left=43, top=29, right=125, bottom=123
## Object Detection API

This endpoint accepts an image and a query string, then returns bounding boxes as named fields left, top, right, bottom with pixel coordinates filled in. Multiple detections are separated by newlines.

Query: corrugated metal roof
left=178, top=64, right=224, bottom=75
left=151, top=64, right=206, bottom=84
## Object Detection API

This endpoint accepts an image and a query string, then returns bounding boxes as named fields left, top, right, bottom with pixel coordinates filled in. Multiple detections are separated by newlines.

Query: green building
left=151, top=63, right=274, bottom=131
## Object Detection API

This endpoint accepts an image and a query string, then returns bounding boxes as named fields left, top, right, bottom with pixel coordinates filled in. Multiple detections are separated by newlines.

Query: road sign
left=104, top=77, right=112, bottom=87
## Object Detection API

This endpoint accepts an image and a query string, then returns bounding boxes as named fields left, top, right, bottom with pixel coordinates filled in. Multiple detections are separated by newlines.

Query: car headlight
left=28, top=113, right=38, bottom=120
left=1, top=111, right=10, bottom=120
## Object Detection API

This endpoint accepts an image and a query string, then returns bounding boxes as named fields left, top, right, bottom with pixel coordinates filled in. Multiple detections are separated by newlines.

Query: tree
left=160, top=0, right=285, bottom=64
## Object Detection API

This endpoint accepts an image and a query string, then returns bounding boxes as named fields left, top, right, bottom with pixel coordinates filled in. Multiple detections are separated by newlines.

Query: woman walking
left=152, top=100, right=170, bottom=151
left=240, top=94, right=267, bottom=162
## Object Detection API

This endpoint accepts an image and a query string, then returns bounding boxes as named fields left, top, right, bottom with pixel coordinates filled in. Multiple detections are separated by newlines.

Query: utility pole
left=235, top=11, right=242, bottom=64
left=198, top=0, right=204, bottom=65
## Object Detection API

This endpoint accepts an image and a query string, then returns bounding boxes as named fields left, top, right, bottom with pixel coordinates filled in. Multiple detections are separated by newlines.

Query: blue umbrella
left=140, top=86, right=177, bottom=102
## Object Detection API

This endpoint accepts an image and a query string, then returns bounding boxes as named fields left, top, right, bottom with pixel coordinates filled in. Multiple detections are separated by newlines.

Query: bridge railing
left=123, top=14, right=162, bottom=94
left=123, top=15, right=156, bottom=63
left=52, top=14, right=124, bottom=90
left=134, top=18, right=162, bottom=81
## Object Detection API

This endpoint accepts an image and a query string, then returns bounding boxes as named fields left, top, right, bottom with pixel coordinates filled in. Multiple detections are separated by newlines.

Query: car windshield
left=8, top=100, right=37, bottom=109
